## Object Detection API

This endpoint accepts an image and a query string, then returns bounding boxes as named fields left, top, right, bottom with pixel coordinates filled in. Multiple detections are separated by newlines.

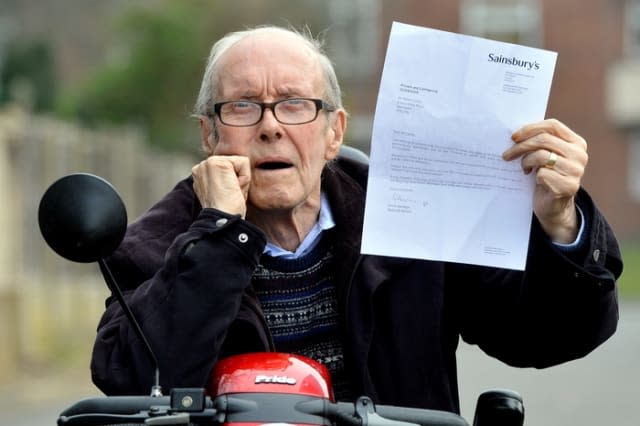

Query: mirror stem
left=99, top=258, right=163, bottom=397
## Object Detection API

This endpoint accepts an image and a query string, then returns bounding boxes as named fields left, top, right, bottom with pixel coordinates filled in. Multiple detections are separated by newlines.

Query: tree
left=57, top=0, right=330, bottom=153
left=1, top=40, right=56, bottom=112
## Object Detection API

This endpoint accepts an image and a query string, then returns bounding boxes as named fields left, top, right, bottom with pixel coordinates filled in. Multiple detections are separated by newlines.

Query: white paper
left=361, top=22, right=557, bottom=270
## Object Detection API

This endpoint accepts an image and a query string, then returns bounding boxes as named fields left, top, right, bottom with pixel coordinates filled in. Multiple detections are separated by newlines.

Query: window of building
left=327, top=0, right=381, bottom=79
left=460, top=0, right=542, bottom=46
left=624, top=0, right=640, bottom=57
left=628, top=131, right=640, bottom=202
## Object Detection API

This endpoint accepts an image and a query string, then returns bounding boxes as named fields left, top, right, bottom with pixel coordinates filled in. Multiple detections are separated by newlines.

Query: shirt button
left=215, top=218, right=228, bottom=227
left=592, top=249, right=600, bottom=262
left=238, top=233, right=249, bottom=243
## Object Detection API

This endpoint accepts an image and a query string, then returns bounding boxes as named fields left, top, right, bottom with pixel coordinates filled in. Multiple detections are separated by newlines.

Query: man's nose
left=259, top=107, right=282, bottom=142
left=262, top=105, right=278, bottom=121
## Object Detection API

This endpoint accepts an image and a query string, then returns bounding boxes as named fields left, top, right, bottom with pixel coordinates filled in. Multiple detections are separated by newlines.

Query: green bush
left=618, top=243, right=640, bottom=299
left=0, top=40, right=56, bottom=111
left=56, top=0, right=331, bottom=154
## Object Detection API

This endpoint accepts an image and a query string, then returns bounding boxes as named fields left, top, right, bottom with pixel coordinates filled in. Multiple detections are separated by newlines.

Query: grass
left=619, top=243, right=640, bottom=299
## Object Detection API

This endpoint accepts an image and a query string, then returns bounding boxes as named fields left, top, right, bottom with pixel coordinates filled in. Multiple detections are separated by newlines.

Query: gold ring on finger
left=545, top=151, right=558, bottom=169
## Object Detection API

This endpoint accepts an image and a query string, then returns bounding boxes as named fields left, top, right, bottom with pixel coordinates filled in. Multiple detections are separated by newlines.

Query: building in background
left=333, top=0, right=640, bottom=239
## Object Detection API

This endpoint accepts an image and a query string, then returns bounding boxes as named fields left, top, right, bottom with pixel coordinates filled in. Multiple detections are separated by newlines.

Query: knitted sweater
left=253, top=235, right=352, bottom=400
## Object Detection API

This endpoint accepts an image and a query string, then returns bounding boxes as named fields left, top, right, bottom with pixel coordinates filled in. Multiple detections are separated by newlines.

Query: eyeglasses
left=212, top=98, right=335, bottom=126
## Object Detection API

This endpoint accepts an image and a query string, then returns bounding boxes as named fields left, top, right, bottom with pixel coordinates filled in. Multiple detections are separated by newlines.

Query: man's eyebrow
left=223, top=86, right=311, bottom=100
left=276, top=85, right=312, bottom=96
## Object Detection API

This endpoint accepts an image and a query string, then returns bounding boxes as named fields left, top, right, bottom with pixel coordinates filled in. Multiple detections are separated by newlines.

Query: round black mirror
left=38, top=173, right=127, bottom=263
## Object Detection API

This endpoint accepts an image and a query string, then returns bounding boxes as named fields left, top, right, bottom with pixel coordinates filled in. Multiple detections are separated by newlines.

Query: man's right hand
left=191, top=155, right=251, bottom=218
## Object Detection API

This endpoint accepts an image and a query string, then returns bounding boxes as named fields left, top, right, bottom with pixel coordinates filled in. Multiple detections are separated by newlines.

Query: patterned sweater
left=252, top=235, right=352, bottom=400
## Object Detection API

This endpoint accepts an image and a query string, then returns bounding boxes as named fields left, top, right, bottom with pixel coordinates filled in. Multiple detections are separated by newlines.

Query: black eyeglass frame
left=211, top=98, right=336, bottom=127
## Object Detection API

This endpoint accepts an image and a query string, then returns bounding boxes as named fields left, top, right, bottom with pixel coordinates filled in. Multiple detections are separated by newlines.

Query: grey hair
left=193, top=25, right=344, bottom=118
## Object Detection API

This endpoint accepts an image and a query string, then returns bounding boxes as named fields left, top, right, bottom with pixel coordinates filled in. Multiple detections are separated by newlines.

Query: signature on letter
left=392, top=192, right=416, bottom=204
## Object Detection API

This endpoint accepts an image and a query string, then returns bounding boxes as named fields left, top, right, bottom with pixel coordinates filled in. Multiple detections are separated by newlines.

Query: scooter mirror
left=38, top=173, right=127, bottom=263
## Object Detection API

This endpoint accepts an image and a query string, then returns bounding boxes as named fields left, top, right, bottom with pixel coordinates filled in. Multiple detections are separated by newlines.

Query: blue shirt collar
left=263, top=192, right=335, bottom=259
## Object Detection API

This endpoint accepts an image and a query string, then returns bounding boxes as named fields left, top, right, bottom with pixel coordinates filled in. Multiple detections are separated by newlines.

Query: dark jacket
left=91, top=157, right=621, bottom=413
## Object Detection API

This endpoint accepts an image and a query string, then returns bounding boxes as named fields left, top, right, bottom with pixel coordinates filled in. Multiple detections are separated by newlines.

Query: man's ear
left=199, top=116, right=216, bottom=156
left=325, top=109, right=347, bottom=161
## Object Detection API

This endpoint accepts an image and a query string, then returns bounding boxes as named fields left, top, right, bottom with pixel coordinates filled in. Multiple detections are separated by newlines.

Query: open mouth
left=256, top=161, right=293, bottom=170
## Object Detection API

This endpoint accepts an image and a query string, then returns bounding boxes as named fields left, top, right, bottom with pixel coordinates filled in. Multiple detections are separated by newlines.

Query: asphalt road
left=2, top=301, right=638, bottom=426
left=457, top=300, right=640, bottom=425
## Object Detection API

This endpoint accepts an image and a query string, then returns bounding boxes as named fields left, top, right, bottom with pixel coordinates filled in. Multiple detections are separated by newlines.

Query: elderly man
left=91, top=26, right=621, bottom=413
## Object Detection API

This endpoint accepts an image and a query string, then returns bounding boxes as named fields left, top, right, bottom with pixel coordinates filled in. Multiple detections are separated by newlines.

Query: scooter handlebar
left=57, top=392, right=470, bottom=426
left=334, top=398, right=469, bottom=426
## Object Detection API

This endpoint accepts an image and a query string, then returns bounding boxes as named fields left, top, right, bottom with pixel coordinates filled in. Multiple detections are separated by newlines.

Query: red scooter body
left=208, top=352, right=334, bottom=425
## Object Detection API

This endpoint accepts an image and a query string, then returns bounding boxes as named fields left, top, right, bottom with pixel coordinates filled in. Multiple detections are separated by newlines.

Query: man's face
left=201, top=33, right=346, bottom=213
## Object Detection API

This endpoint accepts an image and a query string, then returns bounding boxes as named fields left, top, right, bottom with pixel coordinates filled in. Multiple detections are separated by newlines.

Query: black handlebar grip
left=473, top=389, right=524, bottom=426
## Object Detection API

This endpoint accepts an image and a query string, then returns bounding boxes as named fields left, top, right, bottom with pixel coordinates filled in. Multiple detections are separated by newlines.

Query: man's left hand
left=503, top=118, right=588, bottom=244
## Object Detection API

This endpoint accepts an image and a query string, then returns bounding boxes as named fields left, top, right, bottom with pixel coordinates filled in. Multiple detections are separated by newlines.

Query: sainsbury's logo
left=488, top=53, right=540, bottom=71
